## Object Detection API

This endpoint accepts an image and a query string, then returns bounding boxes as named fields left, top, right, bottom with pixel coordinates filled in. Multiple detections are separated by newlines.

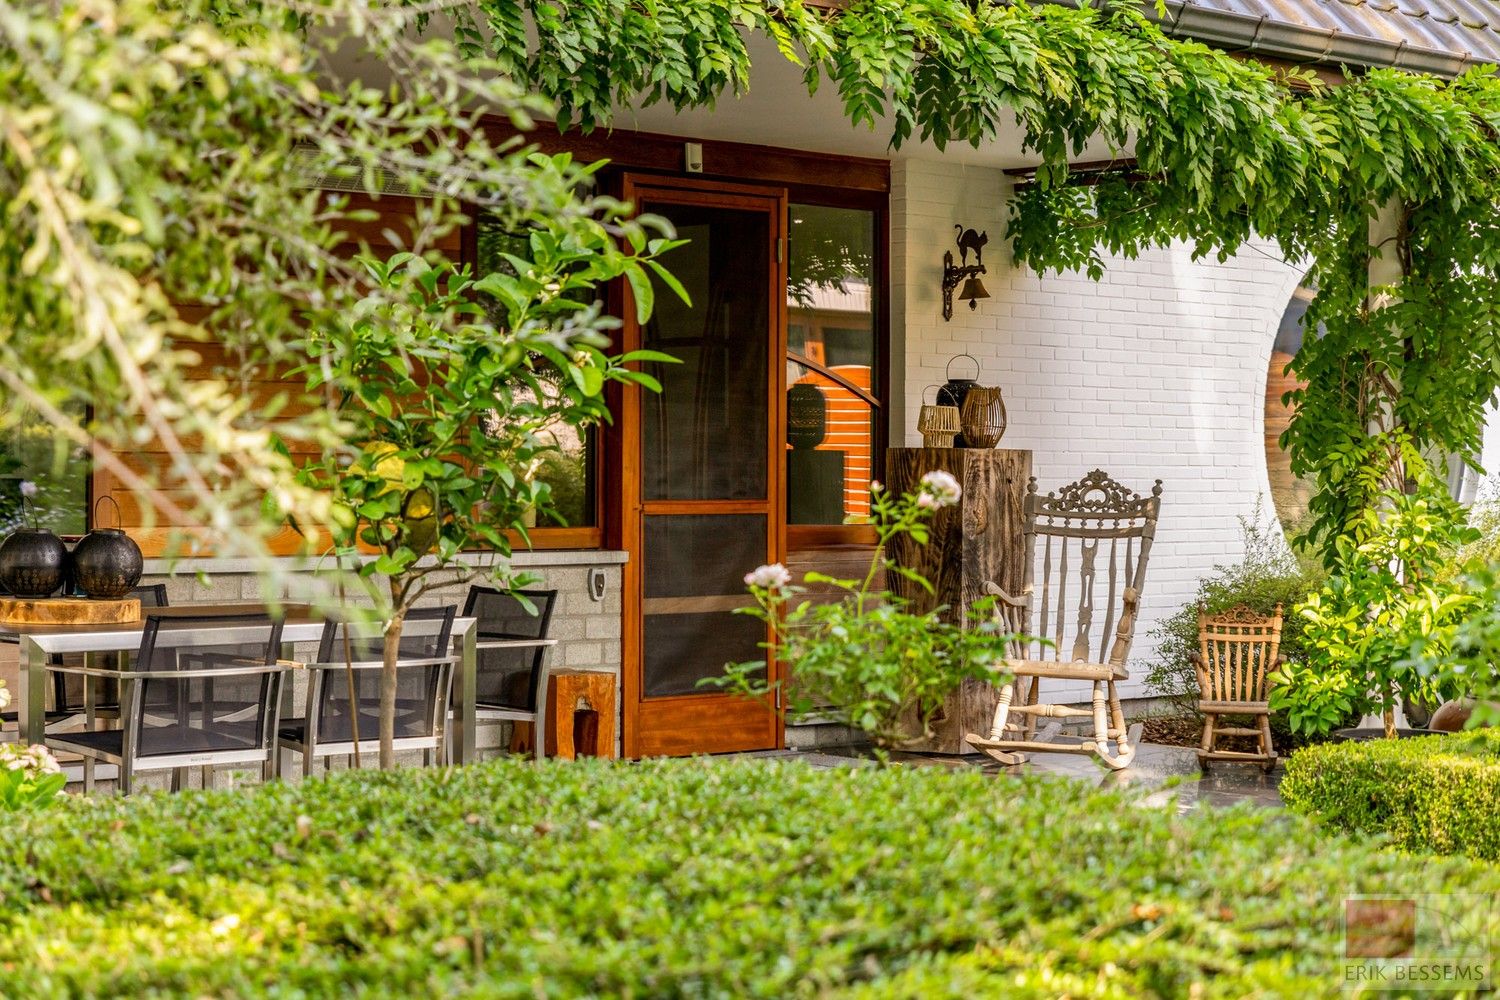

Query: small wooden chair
left=1191, top=604, right=1282, bottom=771
left=966, top=470, right=1163, bottom=770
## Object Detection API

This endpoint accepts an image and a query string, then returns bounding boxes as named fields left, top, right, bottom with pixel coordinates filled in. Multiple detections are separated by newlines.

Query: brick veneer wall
left=890, top=158, right=1307, bottom=703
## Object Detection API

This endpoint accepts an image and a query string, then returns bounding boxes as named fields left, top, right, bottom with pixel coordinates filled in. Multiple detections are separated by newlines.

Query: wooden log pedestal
left=885, top=447, right=1032, bottom=754
left=0, top=596, right=140, bottom=626
left=509, top=669, right=618, bottom=760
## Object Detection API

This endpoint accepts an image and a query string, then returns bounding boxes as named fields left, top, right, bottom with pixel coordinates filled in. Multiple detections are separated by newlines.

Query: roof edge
left=1046, top=0, right=1477, bottom=77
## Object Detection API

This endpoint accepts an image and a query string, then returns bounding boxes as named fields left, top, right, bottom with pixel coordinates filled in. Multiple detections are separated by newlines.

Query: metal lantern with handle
left=916, top=384, right=960, bottom=448
left=936, top=353, right=981, bottom=447
left=70, top=496, right=143, bottom=599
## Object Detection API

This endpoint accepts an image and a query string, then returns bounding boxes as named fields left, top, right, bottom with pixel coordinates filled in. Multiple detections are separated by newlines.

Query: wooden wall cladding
left=93, top=193, right=454, bottom=557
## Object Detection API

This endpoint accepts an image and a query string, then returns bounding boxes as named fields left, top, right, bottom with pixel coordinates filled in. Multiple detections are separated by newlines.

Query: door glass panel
left=787, top=204, right=877, bottom=525
left=643, top=513, right=767, bottom=698
left=641, top=205, right=769, bottom=502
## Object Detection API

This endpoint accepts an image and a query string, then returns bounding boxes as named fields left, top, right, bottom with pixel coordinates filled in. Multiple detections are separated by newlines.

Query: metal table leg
left=454, top=628, right=476, bottom=765
left=19, top=637, right=45, bottom=748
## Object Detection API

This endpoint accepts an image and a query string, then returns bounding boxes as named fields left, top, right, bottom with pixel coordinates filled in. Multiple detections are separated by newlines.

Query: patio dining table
left=2, top=603, right=483, bottom=765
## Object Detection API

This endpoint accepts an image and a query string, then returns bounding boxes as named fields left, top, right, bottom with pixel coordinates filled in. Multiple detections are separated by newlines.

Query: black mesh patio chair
left=459, top=587, right=558, bottom=762
left=44, top=612, right=288, bottom=794
left=2, top=583, right=170, bottom=737
left=278, top=606, right=457, bottom=777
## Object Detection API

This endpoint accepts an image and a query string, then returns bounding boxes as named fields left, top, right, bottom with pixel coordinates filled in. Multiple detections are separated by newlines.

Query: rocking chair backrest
left=1196, top=604, right=1282, bottom=704
left=1018, top=470, right=1163, bottom=666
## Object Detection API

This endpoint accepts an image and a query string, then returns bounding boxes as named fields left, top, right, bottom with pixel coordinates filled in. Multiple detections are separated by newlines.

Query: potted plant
left=708, top=473, right=1022, bottom=757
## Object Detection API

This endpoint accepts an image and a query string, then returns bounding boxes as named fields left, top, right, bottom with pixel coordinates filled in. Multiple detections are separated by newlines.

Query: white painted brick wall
left=891, top=158, right=1307, bottom=701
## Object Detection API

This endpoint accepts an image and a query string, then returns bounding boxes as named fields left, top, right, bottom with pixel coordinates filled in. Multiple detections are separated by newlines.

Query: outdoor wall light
left=942, top=224, right=991, bottom=321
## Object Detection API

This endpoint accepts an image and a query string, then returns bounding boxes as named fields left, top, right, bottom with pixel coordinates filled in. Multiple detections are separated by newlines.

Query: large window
left=0, top=406, right=89, bottom=536
left=786, top=203, right=880, bottom=528
left=473, top=217, right=598, bottom=535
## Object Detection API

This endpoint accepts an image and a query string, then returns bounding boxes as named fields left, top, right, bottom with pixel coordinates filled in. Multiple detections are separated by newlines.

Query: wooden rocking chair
left=966, top=470, right=1163, bottom=770
left=1191, top=604, right=1282, bottom=771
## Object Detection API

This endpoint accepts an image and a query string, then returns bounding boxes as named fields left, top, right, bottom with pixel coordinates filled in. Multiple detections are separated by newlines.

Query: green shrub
left=1, top=758, right=1499, bottom=996
left=1282, top=731, right=1500, bottom=860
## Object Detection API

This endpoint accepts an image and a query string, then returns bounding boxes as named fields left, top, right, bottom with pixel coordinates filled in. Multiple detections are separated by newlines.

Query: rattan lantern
left=917, top=385, right=961, bottom=448
left=959, top=385, right=1007, bottom=448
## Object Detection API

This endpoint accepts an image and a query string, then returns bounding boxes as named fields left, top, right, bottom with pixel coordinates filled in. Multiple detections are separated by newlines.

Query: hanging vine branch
left=457, top=0, right=1500, bottom=558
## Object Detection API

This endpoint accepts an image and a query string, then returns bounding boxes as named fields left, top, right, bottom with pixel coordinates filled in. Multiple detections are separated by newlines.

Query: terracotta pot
left=1429, top=700, right=1476, bottom=732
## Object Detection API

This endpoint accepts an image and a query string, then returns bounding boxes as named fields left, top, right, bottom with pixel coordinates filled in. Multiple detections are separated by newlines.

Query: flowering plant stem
left=707, top=473, right=1023, bottom=757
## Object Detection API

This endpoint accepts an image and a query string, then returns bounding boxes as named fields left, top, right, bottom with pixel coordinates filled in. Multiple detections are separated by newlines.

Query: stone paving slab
left=742, top=741, right=1284, bottom=811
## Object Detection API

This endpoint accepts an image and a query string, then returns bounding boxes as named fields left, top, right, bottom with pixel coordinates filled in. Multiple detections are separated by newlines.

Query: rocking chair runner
left=1191, top=604, right=1282, bottom=770
left=966, top=470, right=1163, bottom=770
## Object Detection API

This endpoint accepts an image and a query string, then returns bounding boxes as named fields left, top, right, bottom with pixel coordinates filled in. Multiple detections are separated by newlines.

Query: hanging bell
left=958, top=276, right=990, bottom=309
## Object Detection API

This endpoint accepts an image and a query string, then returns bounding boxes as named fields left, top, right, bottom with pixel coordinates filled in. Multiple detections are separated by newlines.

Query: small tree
left=295, top=238, right=681, bottom=766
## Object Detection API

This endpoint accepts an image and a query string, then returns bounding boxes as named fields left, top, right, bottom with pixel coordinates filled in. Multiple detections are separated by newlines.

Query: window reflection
left=0, top=406, right=88, bottom=536
left=787, top=205, right=877, bottom=525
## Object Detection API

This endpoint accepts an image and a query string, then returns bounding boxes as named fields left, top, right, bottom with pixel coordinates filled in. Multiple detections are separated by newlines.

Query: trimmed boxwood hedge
left=0, top=758, right=1497, bottom=997
left=1282, top=730, right=1500, bottom=860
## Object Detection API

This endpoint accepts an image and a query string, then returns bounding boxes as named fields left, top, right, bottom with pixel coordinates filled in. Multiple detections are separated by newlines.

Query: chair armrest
left=1106, top=587, right=1140, bottom=667
left=302, top=655, right=457, bottom=672
left=981, top=582, right=1029, bottom=608
left=66, top=662, right=292, bottom=681
left=41, top=663, right=125, bottom=680
left=1188, top=648, right=1209, bottom=694
left=179, top=652, right=271, bottom=670
left=476, top=639, right=558, bottom=651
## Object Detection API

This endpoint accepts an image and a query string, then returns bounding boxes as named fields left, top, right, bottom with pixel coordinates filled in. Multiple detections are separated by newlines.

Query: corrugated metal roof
left=1176, top=0, right=1500, bottom=68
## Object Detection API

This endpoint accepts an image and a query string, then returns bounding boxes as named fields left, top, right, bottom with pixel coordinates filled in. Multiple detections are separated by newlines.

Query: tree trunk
left=1383, top=702, right=1397, bottom=740
left=381, top=583, right=404, bottom=769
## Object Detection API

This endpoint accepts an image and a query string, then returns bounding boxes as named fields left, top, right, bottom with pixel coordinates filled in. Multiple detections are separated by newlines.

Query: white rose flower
left=17, top=480, right=36, bottom=498
left=744, top=563, right=792, bottom=591
left=918, top=470, right=962, bottom=508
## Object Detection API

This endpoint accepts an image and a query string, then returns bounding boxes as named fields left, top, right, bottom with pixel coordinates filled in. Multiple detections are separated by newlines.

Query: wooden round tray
left=0, top=597, right=141, bottom=626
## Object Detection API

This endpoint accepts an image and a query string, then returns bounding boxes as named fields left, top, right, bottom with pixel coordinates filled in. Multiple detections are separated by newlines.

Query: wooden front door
left=619, top=176, right=786, bottom=757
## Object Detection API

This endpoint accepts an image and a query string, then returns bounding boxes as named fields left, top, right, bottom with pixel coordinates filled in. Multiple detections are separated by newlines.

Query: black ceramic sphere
left=70, top=528, right=144, bottom=600
left=0, top=529, right=68, bottom=599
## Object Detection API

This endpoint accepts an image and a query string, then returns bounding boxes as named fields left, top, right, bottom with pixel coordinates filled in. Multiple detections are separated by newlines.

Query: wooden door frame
left=617, top=174, right=788, bottom=758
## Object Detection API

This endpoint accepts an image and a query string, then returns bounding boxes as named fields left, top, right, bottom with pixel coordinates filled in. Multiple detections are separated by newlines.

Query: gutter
left=1045, top=0, right=1477, bottom=78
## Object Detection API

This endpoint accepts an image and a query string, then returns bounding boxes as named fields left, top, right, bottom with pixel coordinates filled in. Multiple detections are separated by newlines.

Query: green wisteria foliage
left=456, top=0, right=1500, bottom=557
left=0, top=0, right=669, bottom=578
